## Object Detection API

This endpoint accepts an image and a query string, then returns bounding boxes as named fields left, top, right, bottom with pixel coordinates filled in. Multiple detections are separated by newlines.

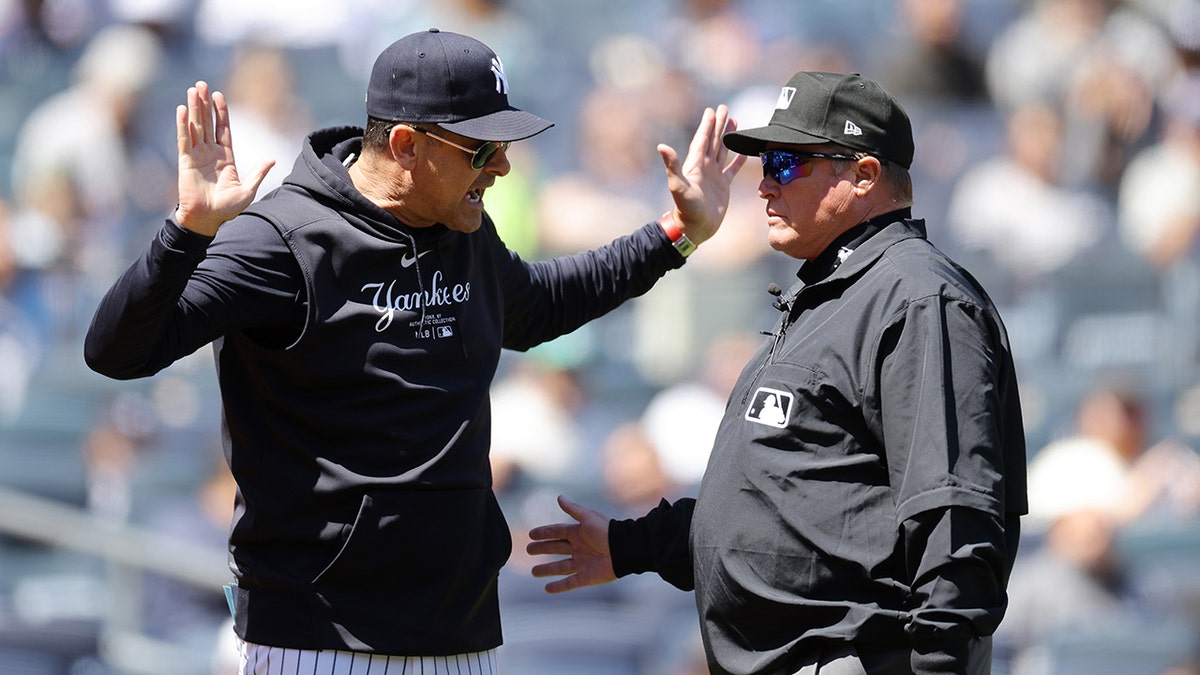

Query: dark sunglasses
left=408, top=126, right=510, bottom=170
left=759, top=149, right=863, bottom=185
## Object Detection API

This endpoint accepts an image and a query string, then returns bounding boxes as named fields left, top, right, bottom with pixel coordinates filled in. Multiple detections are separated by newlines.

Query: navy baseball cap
left=366, top=28, right=554, bottom=142
left=723, top=71, right=913, bottom=168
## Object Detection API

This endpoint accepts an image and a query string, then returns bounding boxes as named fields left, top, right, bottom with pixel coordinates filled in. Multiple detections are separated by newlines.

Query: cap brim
left=439, top=109, right=554, bottom=142
left=722, top=124, right=831, bottom=156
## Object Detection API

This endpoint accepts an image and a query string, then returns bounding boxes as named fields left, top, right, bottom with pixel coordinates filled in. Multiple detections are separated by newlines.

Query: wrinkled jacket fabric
left=611, top=213, right=1027, bottom=675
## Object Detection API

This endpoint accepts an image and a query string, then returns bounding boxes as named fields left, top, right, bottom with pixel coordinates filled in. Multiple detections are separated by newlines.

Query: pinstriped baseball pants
left=237, top=640, right=498, bottom=675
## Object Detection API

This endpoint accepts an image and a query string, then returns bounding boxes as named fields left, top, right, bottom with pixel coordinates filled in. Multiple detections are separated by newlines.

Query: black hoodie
left=85, top=126, right=684, bottom=654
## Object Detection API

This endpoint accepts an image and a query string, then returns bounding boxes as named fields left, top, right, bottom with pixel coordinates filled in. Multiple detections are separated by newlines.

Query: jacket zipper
left=742, top=303, right=793, bottom=405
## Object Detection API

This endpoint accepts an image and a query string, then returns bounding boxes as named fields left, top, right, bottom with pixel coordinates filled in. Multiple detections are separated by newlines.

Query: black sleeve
left=84, top=215, right=304, bottom=379
left=903, top=506, right=1020, bottom=675
left=498, top=221, right=684, bottom=351
left=608, top=497, right=696, bottom=591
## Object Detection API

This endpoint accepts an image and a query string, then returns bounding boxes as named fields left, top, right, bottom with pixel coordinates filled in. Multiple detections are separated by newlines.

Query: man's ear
left=388, top=124, right=419, bottom=169
left=852, top=155, right=883, bottom=195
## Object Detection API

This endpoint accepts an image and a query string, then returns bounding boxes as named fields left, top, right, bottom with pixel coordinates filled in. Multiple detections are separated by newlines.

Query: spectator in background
left=995, top=507, right=1139, bottom=669
left=1166, top=0, right=1200, bottom=82
left=9, top=22, right=164, bottom=265
left=884, top=0, right=989, bottom=105
left=221, top=43, right=313, bottom=198
left=640, top=330, right=761, bottom=488
left=82, top=393, right=157, bottom=521
left=536, top=30, right=712, bottom=257
left=489, top=356, right=584, bottom=500
left=598, top=421, right=682, bottom=518
left=0, top=199, right=41, bottom=423
left=193, top=0, right=348, bottom=49
left=986, top=0, right=1115, bottom=109
left=946, top=100, right=1111, bottom=295
left=1118, top=77, right=1200, bottom=270
left=0, top=0, right=104, bottom=53
left=601, top=419, right=709, bottom=675
left=1027, top=380, right=1200, bottom=530
left=560, top=35, right=774, bottom=384
left=1021, top=374, right=1200, bottom=667
left=535, top=84, right=664, bottom=255
left=589, top=32, right=706, bottom=174
left=985, top=0, right=1175, bottom=191
left=662, top=0, right=763, bottom=98
left=341, top=0, right=542, bottom=96
left=107, top=0, right=197, bottom=48
left=8, top=23, right=167, bottom=339
left=140, top=454, right=236, bottom=651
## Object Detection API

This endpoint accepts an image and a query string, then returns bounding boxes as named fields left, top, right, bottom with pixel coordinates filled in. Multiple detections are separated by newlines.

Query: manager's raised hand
left=657, top=103, right=747, bottom=247
left=175, top=80, right=274, bottom=236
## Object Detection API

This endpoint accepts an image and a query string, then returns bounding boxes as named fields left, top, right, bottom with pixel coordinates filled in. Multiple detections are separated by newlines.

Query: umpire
left=528, top=71, right=1028, bottom=675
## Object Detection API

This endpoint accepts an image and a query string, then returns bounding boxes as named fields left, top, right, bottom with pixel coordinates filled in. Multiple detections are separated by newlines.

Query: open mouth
left=467, top=188, right=484, bottom=205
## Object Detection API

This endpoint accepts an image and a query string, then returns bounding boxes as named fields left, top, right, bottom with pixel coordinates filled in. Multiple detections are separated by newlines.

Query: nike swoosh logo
left=400, top=249, right=431, bottom=268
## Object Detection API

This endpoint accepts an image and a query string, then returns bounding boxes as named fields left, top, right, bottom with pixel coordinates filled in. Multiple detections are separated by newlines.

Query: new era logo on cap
left=844, top=120, right=863, bottom=136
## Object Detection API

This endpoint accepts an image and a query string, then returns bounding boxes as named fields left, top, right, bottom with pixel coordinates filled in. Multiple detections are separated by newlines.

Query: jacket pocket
left=312, top=488, right=511, bottom=588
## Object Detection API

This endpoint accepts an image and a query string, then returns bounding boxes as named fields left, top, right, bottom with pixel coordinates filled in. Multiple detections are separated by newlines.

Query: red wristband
left=658, top=212, right=696, bottom=257
left=659, top=211, right=682, bottom=241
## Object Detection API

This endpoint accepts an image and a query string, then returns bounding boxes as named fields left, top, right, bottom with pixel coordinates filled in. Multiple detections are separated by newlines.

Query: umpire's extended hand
left=527, top=495, right=617, bottom=594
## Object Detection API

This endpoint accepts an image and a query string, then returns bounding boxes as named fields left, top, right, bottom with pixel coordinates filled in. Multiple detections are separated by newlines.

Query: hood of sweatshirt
left=274, top=125, right=453, bottom=247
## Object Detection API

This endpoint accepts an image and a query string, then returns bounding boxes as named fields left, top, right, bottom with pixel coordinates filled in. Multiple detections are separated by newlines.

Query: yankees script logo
left=361, top=270, right=471, bottom=332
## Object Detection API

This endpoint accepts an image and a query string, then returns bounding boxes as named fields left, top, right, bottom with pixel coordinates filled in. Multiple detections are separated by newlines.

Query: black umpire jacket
left=611, top=210, right=1028, bottom=675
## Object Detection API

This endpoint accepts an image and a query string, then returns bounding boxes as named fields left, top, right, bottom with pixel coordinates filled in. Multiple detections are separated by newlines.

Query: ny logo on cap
left=491, top=57, right=509, bottom=94
left=775, top=86, right=796, bottom=110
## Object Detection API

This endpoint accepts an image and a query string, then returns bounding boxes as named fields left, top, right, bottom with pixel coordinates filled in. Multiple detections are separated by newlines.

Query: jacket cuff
left=911, top=639, right=970, bottom=675
left=163, top=211, right=216, bottom=251
left=606, top=497, right=695, bottom=590
left=609, top=516, right=654, bottom=578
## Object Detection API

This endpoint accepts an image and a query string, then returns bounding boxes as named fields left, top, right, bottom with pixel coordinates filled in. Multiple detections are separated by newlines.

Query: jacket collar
left=795, top=208, right=923, bottom=288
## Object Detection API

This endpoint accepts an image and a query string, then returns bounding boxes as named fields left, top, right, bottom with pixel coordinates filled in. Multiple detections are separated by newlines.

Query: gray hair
left=831, top=152, right=913, bottom=206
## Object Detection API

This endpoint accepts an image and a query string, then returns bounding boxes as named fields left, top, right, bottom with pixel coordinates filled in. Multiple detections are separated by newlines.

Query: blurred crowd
left=3, top=0, right=1200, bottom=673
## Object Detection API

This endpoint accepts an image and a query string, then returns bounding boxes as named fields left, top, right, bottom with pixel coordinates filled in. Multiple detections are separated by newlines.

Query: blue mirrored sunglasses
left=759, top=149, right=862, bottom=185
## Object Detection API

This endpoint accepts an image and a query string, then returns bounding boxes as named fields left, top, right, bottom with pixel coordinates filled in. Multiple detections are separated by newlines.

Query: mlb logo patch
left=745, top=387, right=793, bottom=428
